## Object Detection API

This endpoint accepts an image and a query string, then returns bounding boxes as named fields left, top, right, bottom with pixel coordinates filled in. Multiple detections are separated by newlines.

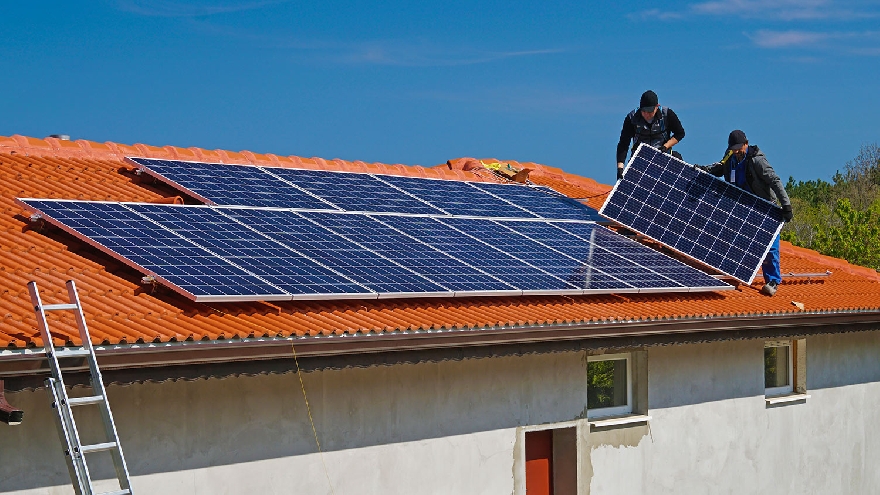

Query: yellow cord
left=292, top=342, right=336, bottom=495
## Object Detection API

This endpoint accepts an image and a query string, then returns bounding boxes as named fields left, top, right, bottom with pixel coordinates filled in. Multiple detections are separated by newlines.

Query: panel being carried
left=600, top=144, right=784, bottom=284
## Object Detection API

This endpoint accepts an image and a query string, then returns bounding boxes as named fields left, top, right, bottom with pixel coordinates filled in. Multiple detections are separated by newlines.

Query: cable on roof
left=292, top=341, right=336, bottom=495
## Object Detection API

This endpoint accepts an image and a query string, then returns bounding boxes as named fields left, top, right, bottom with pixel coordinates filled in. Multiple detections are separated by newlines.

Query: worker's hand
left=617, top=167, right=624, bottom=181
left=658, top=145, right=669, bottom=153
left=782, top=205, right=793, bottom=222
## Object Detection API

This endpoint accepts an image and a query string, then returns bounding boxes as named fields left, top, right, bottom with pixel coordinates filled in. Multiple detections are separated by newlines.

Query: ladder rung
left=67, top=395, right=104, bottom=406
left=42, top=303, right=79, bottom=311
left=56, top=349, right=91, bottom=358
left=81, top=441, right=118, bottom=454
left=99, top=490, right=131, bottom=495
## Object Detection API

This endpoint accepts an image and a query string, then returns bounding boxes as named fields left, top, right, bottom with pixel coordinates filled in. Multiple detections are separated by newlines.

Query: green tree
left=810, top=198, right=880, bottom=270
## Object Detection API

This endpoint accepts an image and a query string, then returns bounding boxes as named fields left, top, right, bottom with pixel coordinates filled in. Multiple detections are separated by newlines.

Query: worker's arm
left=616, top=115, right=634, bottom=176
left=662, top=108, right=685, bottom=150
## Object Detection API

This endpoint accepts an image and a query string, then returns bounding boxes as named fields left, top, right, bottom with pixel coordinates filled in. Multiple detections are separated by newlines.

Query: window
left=587, top=353, right=632, bottom=418
left=764, top=338, right=807, bottom=403
left=764, top=341, right=792, bottom=396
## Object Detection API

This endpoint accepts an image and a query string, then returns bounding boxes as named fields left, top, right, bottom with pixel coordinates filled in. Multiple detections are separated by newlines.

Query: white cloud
left=747, top=30, right=831, bottom=48
left=636, top=0, right=880, bottom=21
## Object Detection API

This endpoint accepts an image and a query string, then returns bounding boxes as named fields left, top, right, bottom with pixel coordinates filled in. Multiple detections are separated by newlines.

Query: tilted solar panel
left=265, top=168, right=443, bottom=215
left=470, top=182, right=603, bottom=221
left=378, top=215, right=582, bottom=294
left=127, top=204, right=373, bottom=298
left=301, top=211, right=517, bottom=294
left=17, top=199, right=289, bottom=301
left=220, top=208, right=454, bottom=297
left=599, top=144, right=784, bottom=283
left=128, top=158, right=335, bottom=211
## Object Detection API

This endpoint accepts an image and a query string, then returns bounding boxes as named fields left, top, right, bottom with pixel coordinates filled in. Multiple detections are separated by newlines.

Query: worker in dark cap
left=616, top=90, right=685, bottom=180
left=700, top=130, right=793, bottom=296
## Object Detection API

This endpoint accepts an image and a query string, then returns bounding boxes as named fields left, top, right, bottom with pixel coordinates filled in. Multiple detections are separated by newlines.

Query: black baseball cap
left=728, top=129, right=748, bottom=150
left=639, top=90, right=658, bottom=112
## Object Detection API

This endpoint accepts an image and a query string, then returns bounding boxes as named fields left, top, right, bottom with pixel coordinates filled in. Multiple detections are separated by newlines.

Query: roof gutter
left=2, top=310, right=880, bottom=379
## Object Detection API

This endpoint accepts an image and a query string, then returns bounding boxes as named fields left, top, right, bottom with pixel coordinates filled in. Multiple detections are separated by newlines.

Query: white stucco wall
left=586, top=330, right=880, bottom=494
left=1, top=329, right=878, bottom=494
left=0, top=351, right=588, bottom=495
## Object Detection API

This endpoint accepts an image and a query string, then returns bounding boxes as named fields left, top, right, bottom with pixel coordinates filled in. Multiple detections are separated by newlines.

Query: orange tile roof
left=2, top=134, right=880, bottom=356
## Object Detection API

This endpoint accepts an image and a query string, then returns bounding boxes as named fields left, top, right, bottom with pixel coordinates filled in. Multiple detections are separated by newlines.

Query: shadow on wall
left=0, top=351, right=588, bottom=491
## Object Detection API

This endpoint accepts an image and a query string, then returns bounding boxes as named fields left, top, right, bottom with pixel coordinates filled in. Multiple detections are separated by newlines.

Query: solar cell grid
left=381, top=215, right=578, bottom=293
left=376, top=175, right=538, bottom=218
left=305, top=212, right=516, bottom=293
left=221, top=208, right=452, bottom=296
left=125, top=204, right=371, bottom=297
left=19, top=200, right=288, bottom=300
left=130, top=158, right=335, bottom=210
left=600, top=145, right=783, bottom=283
left=266, top=168, right=443, bottom=215
left=469, top=182, right=601, bottom=221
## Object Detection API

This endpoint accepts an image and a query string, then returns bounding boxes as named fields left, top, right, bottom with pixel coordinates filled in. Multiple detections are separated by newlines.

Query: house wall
left=0, top=329, right=878, bottom=494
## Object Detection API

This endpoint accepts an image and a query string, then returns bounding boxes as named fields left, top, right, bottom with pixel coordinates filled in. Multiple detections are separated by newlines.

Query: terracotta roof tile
left=1, top=134, right=879, bottom=352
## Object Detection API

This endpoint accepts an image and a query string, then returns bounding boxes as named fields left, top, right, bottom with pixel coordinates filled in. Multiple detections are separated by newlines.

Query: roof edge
left=3, top=310, right=879, bottom=379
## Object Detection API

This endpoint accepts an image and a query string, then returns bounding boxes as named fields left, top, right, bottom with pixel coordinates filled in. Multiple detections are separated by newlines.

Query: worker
left=616, top=90, right=685, bottom=180
left=700, top=130, right=794, bottom=296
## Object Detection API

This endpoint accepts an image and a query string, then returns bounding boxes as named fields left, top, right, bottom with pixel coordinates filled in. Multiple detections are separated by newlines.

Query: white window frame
left=587, top=352, right=632, bottom=418
left=764, top=340, right=793, bottom=397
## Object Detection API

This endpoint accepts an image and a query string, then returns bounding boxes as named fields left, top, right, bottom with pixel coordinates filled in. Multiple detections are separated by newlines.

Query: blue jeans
left=762, top=234, right=781, bottom=285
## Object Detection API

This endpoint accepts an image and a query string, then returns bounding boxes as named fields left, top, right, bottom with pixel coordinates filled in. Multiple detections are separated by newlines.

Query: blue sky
left=2, top=1, right=879, bottom=185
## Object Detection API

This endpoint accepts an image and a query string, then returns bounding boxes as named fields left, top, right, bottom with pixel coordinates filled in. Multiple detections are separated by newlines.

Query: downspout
left=0, top=379, right=24, bottom=425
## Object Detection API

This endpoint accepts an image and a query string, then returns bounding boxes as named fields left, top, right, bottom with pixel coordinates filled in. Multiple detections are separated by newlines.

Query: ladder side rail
left=46, top=378, right=92, bottom=495
left=28, top=281, right=95, bottom=495
left=66, top=280, right=134, bottom=492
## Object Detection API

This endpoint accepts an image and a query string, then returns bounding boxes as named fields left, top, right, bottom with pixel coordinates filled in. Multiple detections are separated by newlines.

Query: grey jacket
left=703, top=145, right=791, bottom=208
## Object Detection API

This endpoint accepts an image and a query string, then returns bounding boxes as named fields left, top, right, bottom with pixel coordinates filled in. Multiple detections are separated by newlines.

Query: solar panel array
left=128, top=157, right=603, bottom=221
left=600, top=144, right=785, bottom=284
left=18, top=198, right=731, bottom=302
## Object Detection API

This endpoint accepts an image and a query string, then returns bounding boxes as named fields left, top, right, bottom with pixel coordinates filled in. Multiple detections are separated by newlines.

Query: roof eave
left=3, top=309, right=880, bottom=379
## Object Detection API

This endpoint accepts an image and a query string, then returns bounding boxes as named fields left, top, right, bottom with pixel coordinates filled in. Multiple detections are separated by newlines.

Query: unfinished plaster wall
left=0, top=351, right=588, bottom=495
left=587, top=330, right=880, bottom=494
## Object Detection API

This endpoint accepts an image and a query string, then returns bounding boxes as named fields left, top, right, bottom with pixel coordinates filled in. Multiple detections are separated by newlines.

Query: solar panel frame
left=599, top=144, right=784, bottom=284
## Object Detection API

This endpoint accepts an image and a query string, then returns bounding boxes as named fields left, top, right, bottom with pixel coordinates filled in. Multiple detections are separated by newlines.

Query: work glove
left=781, top=205, right=793, bottom=222
left=617, top=167, right=624, bottom=181
left=658, top=145, right=669, bottom=153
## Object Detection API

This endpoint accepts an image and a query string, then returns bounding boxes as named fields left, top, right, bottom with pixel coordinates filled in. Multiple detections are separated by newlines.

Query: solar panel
left=377, top=215, right=581, bottom=294
left=470, top=182, right=602, bottom=221
left=376, top=175, right=539, bottom=218
left=126, top=204, right=373, bottom=299
left=220, top=208, right=454, bottom=297
left=302, top=212, right=518, bottom=295
left=17, top=199, right=289, bottom=301
left=265, top=168, right=443, bottom=215
left=129, top=158, right=335, bottom=210
left=600, top=144, right=784, bottom=283
left=547, top=221, right=731, bottom=291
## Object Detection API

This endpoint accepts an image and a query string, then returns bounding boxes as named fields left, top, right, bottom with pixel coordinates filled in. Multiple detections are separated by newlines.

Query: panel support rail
left=28, top=280, right=134, bottom=495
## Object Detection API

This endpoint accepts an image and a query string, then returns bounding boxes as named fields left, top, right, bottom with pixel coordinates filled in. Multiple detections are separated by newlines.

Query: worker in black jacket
left=701, top=130, right=793, bottom=296
left=616, top=90, right=685, bottom=180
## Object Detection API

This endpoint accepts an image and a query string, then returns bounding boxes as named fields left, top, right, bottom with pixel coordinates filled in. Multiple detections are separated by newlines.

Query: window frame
left=587, top=352, right=633, bottom=418
left=764, top=340, right=794, bottom=397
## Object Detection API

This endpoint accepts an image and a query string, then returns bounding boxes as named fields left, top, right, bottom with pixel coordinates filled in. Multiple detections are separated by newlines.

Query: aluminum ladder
left=28, top=280, right=134, bottom=495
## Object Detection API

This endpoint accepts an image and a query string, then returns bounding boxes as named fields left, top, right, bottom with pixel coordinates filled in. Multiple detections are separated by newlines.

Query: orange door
left=525, top=430, right=553, bottom=495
